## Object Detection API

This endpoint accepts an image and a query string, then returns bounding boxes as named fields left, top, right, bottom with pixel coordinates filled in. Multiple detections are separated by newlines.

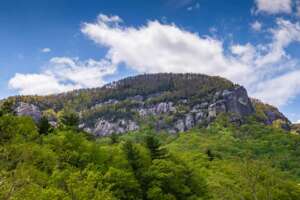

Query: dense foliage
left=0, top=106, right=300, bottom=200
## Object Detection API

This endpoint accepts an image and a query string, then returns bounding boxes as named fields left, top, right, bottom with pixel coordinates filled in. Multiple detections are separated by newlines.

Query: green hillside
left=0, top=111, right=299, bottom=199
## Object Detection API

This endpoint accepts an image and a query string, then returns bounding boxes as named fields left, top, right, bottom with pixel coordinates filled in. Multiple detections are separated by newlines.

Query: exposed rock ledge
left=83, top=86, right=255, bottom=136
left=84, top=119, right=139, bottom=136
left=15, top=102, right=42, bottom=122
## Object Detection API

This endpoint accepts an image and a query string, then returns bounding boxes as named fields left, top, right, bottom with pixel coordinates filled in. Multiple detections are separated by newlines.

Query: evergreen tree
left=122, top=141, right=143, bottom=173
left=38, top=116, right=51, bottom=135
left=145, top=134, right=166, bottom=160
left=110, top=132, right=119, bottom=144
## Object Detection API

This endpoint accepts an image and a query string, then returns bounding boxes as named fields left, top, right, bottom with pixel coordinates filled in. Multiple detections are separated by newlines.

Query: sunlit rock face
left=15, top=102, right=42, bottom=122
left=87, top=119, right=139, bottom=136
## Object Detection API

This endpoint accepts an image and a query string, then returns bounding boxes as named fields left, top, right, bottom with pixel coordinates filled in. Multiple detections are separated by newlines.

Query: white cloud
left=251, top=21, right=262, bottom=31
left=41, top=48, right=51, bottom=53
left=255, top=0, right=292, bottom=14
left=81, top=15, right=252, bottom=86
left=9, top=73, right=75, bottom=96
left=255, top=18, right=300, bottom=67
left=81, top=14, right=300, bottom=107
left=252, top=70, right=300, bottom=106
left=231, top=43, right=256, bottom=64
left=9, top=57, right=115, bottom=95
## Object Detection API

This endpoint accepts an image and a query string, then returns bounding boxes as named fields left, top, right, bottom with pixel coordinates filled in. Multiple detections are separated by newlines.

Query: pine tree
left=38, top=116, right=51, bottom=135
left=145, top=134, right=167, bottom=160
left=122, top=141, right=143, bottom=172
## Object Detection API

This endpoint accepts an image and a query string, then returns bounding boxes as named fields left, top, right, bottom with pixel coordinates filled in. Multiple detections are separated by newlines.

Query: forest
left=0, top=103, right=300, bottom=200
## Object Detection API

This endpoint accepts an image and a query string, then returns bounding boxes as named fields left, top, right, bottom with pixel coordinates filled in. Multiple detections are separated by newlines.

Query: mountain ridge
left=1, top=73, right=292, bottom=135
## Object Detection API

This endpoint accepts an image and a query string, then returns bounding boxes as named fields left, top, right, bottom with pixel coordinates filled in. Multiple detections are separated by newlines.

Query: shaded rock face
left=208, top=86, right=254, bottom=121
left=15, top=102, right=42, bottom=122
left=223, top=87, right=254, bottom=116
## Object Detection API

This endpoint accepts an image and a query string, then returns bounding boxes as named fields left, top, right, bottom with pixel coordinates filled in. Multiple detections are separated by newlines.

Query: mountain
left=3, top=73, right=291, bottom=136
left=1, top=73, right=300, bottom=200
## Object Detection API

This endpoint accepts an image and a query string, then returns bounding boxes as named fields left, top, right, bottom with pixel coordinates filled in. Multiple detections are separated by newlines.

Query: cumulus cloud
left=251, top=21, right=262, bottom=31
left=254, top=19, right=300, bottom=67
left=255, top=0, right=292, bottom=14
left=231, top=43, right=256, bottom=64
left=252, top=70, right=300, bottom=106
left=81, top=14, right=300, bottom=107
left=81, top=14, right=252, bottom=85
left=229, top=19, right=300, bottom=106
left=41, top=48, right=51, bottom=53
left=9, top=57, right=115, bottom=95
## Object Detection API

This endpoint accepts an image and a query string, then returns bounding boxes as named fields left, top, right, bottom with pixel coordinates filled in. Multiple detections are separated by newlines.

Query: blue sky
left=1, top=0, right=300, bottom=121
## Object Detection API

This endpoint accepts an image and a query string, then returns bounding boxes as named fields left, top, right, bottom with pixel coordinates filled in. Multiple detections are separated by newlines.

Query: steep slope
left=2, top=73, right=290, bottom=135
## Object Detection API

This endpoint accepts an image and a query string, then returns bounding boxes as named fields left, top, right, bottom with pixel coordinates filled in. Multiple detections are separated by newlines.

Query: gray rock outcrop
left=86, top=119, right=139, bottom=136
left=208, top=86, right=254, bottom=121
left=15, top=102, right=42, bottom=122
left=138, top=102, right=176, bottom=116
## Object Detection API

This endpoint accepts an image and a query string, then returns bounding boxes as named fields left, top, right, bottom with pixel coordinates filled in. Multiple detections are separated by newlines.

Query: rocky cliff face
left=15, top=102, right=42, bottom=122
left=84, top=119, right=139, bottom=136
left=76, top=85, right=254, bottom=135
left=8, top=73, right=290, bottom=136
